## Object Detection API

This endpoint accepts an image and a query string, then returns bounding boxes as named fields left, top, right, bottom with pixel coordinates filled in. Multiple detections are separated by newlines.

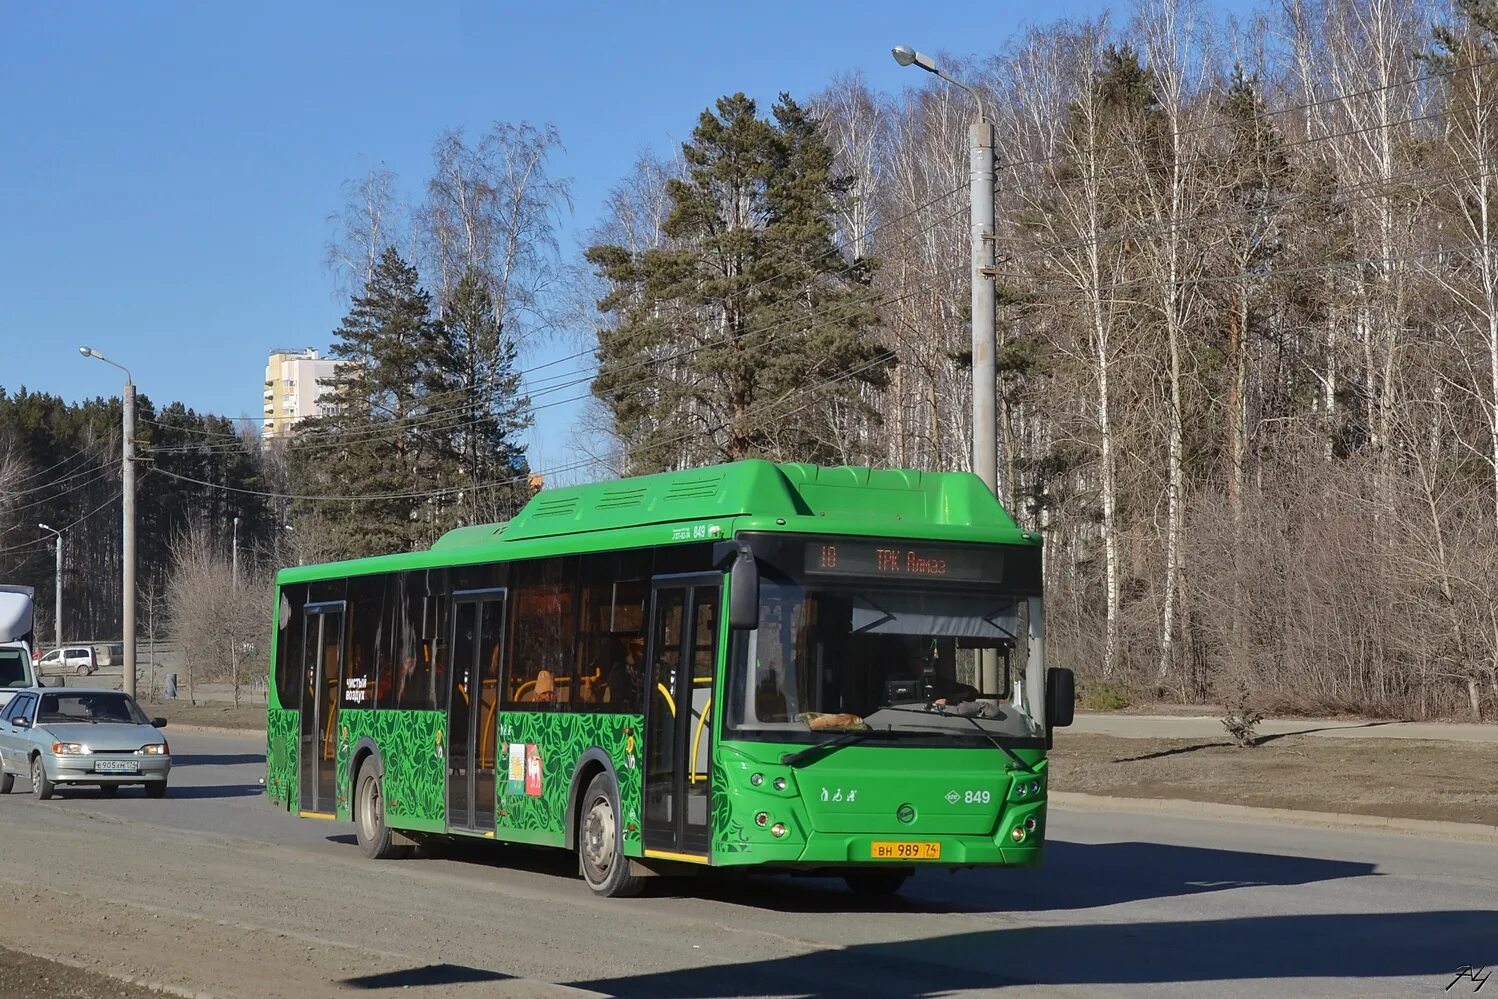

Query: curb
left=1050, top=791, right=1498, bottom=844
left=164, top=724, right=266, bottom=738
left=32, top=952, right=219, bottom=999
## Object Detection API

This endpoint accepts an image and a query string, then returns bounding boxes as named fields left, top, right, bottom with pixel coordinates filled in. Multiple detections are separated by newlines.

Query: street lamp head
left=38, top=523, right=55, bottom=533
left=891, top=44, right=938, bottom=74
left=79, top=346, right=94, bottom=357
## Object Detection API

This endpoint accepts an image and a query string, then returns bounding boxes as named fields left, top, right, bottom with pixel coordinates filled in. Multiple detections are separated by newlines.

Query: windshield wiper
left=780, top=728, right=914, bottom=767
left=879, top=706, right=1037, bottom=774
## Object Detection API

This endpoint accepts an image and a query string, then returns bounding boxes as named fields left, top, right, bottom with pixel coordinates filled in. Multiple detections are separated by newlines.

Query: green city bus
left=264, top=459, right=1074, bottom=897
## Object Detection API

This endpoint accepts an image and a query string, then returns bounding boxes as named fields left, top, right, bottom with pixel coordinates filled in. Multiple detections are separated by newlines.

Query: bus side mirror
left=1046, top=667, right=1075, bottom=746
left=727, top=548, right=759, bottom=631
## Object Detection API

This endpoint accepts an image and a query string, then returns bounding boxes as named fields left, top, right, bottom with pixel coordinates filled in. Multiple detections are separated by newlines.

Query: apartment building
left=262, top=348, right=343, bottom=439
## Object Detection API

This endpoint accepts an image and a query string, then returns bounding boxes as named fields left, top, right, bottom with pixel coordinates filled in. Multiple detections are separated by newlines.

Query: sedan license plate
left=94, top=760, right=139, bottom=774
left=870, top=841, right=940, bottom=860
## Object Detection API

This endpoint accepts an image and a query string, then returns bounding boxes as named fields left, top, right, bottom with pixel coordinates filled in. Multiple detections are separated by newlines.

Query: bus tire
left=578, top=772, right=642, bottom=898
left=354, top=761, right=409, bottom=860
left=843, top=869, right=910, bottom=899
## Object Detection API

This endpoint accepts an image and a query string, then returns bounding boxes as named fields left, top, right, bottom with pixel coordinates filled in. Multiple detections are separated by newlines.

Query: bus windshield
left=725, top=577, right=1042, bottom=745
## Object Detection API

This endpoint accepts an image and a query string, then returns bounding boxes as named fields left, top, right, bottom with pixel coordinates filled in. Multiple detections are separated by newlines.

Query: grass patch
left=139, top=700, right=267, bottom=732
left=1078, top=683, right=1133, bottom=711
left=1049, top=732, right=1498, bottom=826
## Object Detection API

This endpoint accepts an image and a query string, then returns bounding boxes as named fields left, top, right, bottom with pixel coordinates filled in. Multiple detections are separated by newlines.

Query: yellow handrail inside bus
left=511, top=667, right=600, bottom=702
left=656, top=682, right=675, bottom=716
left=689, top=696, right=712, bottom=782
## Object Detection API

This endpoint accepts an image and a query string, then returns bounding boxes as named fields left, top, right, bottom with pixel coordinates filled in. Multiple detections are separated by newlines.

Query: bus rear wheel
left=354, top=762, right=409, bottom=860
left=578, top=773, right=642, bottom=898
left=843, top=869, right=910, bottom=899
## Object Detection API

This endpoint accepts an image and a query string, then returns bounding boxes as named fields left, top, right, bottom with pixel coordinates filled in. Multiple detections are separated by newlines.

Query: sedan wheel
left=31, top=756, right=53, bottom=800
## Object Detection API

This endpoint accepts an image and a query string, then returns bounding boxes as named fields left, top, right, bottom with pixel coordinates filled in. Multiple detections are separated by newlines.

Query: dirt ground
left=1050, top=732, right=1498, bottom=826
left=0, top=946, right=170, bottom=998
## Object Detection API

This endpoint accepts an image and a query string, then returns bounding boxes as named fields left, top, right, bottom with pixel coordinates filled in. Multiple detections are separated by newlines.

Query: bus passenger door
left=447, top=590, right=505, bottom=834
left=299, top=601, right=344, bottom=816
left=642, top=575, right=721, bottom=860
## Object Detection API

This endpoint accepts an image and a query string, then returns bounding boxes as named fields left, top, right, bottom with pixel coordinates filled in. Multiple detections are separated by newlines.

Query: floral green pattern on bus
left=497, top=711, right=644, bottom=852
left=335, top=709, right=447, bottom=828
left=710, top=764, right=752, bottom=856
left=265, top=708, right=298, bottom=810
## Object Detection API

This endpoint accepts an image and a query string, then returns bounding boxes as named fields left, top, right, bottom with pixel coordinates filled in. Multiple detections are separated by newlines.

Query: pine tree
left=587, top=92, right=888, bottom=472
left=439, top=268, right=533, bottom=524
left=290, top=248, right=454, bottom=555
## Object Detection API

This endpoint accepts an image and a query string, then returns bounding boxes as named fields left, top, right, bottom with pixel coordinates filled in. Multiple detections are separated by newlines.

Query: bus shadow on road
left=339, top=963, right=513, bottom=990
left=682, top=840, right=1378, bottom=915
left=563, top=909, right=1498, bottom=997
left=171, top=753, right=265, bottom=767
left=159, top=783, right=264, bottom=799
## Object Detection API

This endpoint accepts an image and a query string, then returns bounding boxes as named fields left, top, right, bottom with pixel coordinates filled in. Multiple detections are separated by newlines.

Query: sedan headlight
left=52, top=742, right=90, bottom=755
left=139, top=743, right=168, bottom=756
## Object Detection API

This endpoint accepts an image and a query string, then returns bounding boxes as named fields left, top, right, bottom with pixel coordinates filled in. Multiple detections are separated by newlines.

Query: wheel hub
left=583, top=797, right=616, bottom=874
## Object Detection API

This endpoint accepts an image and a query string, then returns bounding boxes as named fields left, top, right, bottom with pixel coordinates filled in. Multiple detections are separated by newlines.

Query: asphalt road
left=0, top=730, right=1490, bottom=998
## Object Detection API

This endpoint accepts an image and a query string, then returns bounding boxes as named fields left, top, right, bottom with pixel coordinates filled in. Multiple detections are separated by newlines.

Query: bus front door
left=299, top=601, right=345, bottom=816
left=446, top=590, right=506, bottom=834
left=642, top=575, right=720, bottom=860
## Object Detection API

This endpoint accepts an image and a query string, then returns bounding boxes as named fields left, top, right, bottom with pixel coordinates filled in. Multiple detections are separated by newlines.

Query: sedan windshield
left=726, top=578, right=1039, bottom=744
left=37, top=692, right=148, bottom=725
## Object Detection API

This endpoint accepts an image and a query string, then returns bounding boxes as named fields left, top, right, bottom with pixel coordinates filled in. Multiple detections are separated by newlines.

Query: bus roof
left=277, top=459, right=1034, bottom=583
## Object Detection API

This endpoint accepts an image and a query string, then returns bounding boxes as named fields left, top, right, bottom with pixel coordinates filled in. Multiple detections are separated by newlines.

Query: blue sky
left=2, top=0, right=1224, bottom=481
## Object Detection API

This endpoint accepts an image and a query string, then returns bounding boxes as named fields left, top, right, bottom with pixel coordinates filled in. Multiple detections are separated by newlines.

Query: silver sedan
left=0, top=688, right=170, bottom=799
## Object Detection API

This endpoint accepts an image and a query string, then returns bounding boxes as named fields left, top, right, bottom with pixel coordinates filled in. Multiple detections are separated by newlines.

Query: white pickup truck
left=0, top=584, right=41, bottom=706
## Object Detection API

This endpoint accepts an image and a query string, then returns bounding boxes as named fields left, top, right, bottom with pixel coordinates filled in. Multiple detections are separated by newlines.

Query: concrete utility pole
left=893, top=44, right=1000, bottom=695
left=38, top=523, right=62, bottom=651
left=892, top=44, right=998, bottom=496
left=80, top=347, right=137, bottom=699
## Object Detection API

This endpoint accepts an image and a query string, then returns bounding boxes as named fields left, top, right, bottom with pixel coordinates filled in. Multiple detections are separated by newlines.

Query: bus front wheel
left=843, top=869, right=910, bottom=899
left=578, top=772, right=643, bottom=898
left=354, top=762, right=409, bottom=860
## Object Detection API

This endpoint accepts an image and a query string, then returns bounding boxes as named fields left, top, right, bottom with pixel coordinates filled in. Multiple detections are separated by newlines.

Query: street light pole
left=38, top=524, right=62, bottom=652
left=892, top=44, right=998, bottom=496
left=232, top=515, right=240, bottom=590
left=892, top=46, right=1001, bottom=696
left=80, top=347, right=137, bottom=699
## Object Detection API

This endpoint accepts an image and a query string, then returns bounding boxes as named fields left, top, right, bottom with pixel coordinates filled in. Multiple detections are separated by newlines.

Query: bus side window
left=504, top=557, right=576, bottom=711
left=275, top=584, right=307, bottom=711
left=395, top=570, right=444, bottom=711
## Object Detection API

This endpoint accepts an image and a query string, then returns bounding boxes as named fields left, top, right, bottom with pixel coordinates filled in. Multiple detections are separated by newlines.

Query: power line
left=148, top=200, right=970, bottom=464
left=0, top=488, right=125, bottom=556
left=143, top=283, right=929, bottom=505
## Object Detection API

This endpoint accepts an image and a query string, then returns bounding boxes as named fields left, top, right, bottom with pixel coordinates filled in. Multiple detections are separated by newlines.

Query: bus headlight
left=750, top=773, right=763, bottom=786
left=772, top=777, right=786, bottom=791
left=771, top=823, right=787, bottom=838
left=1011, top=827, right=1027, bottom=843
left=1015, top=783, right=1028, bottom=798
left=1029, top=780, right=1042, bottom=795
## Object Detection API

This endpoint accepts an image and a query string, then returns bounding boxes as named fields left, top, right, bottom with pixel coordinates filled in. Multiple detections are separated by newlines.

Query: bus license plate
left=94, top=760, right=139, bottom=774
left=871, top=841, right=940, bottom=860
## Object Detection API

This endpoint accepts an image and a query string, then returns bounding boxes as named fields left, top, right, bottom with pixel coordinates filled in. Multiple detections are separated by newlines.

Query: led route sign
left=802, top=541, right=1001, bottom=583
